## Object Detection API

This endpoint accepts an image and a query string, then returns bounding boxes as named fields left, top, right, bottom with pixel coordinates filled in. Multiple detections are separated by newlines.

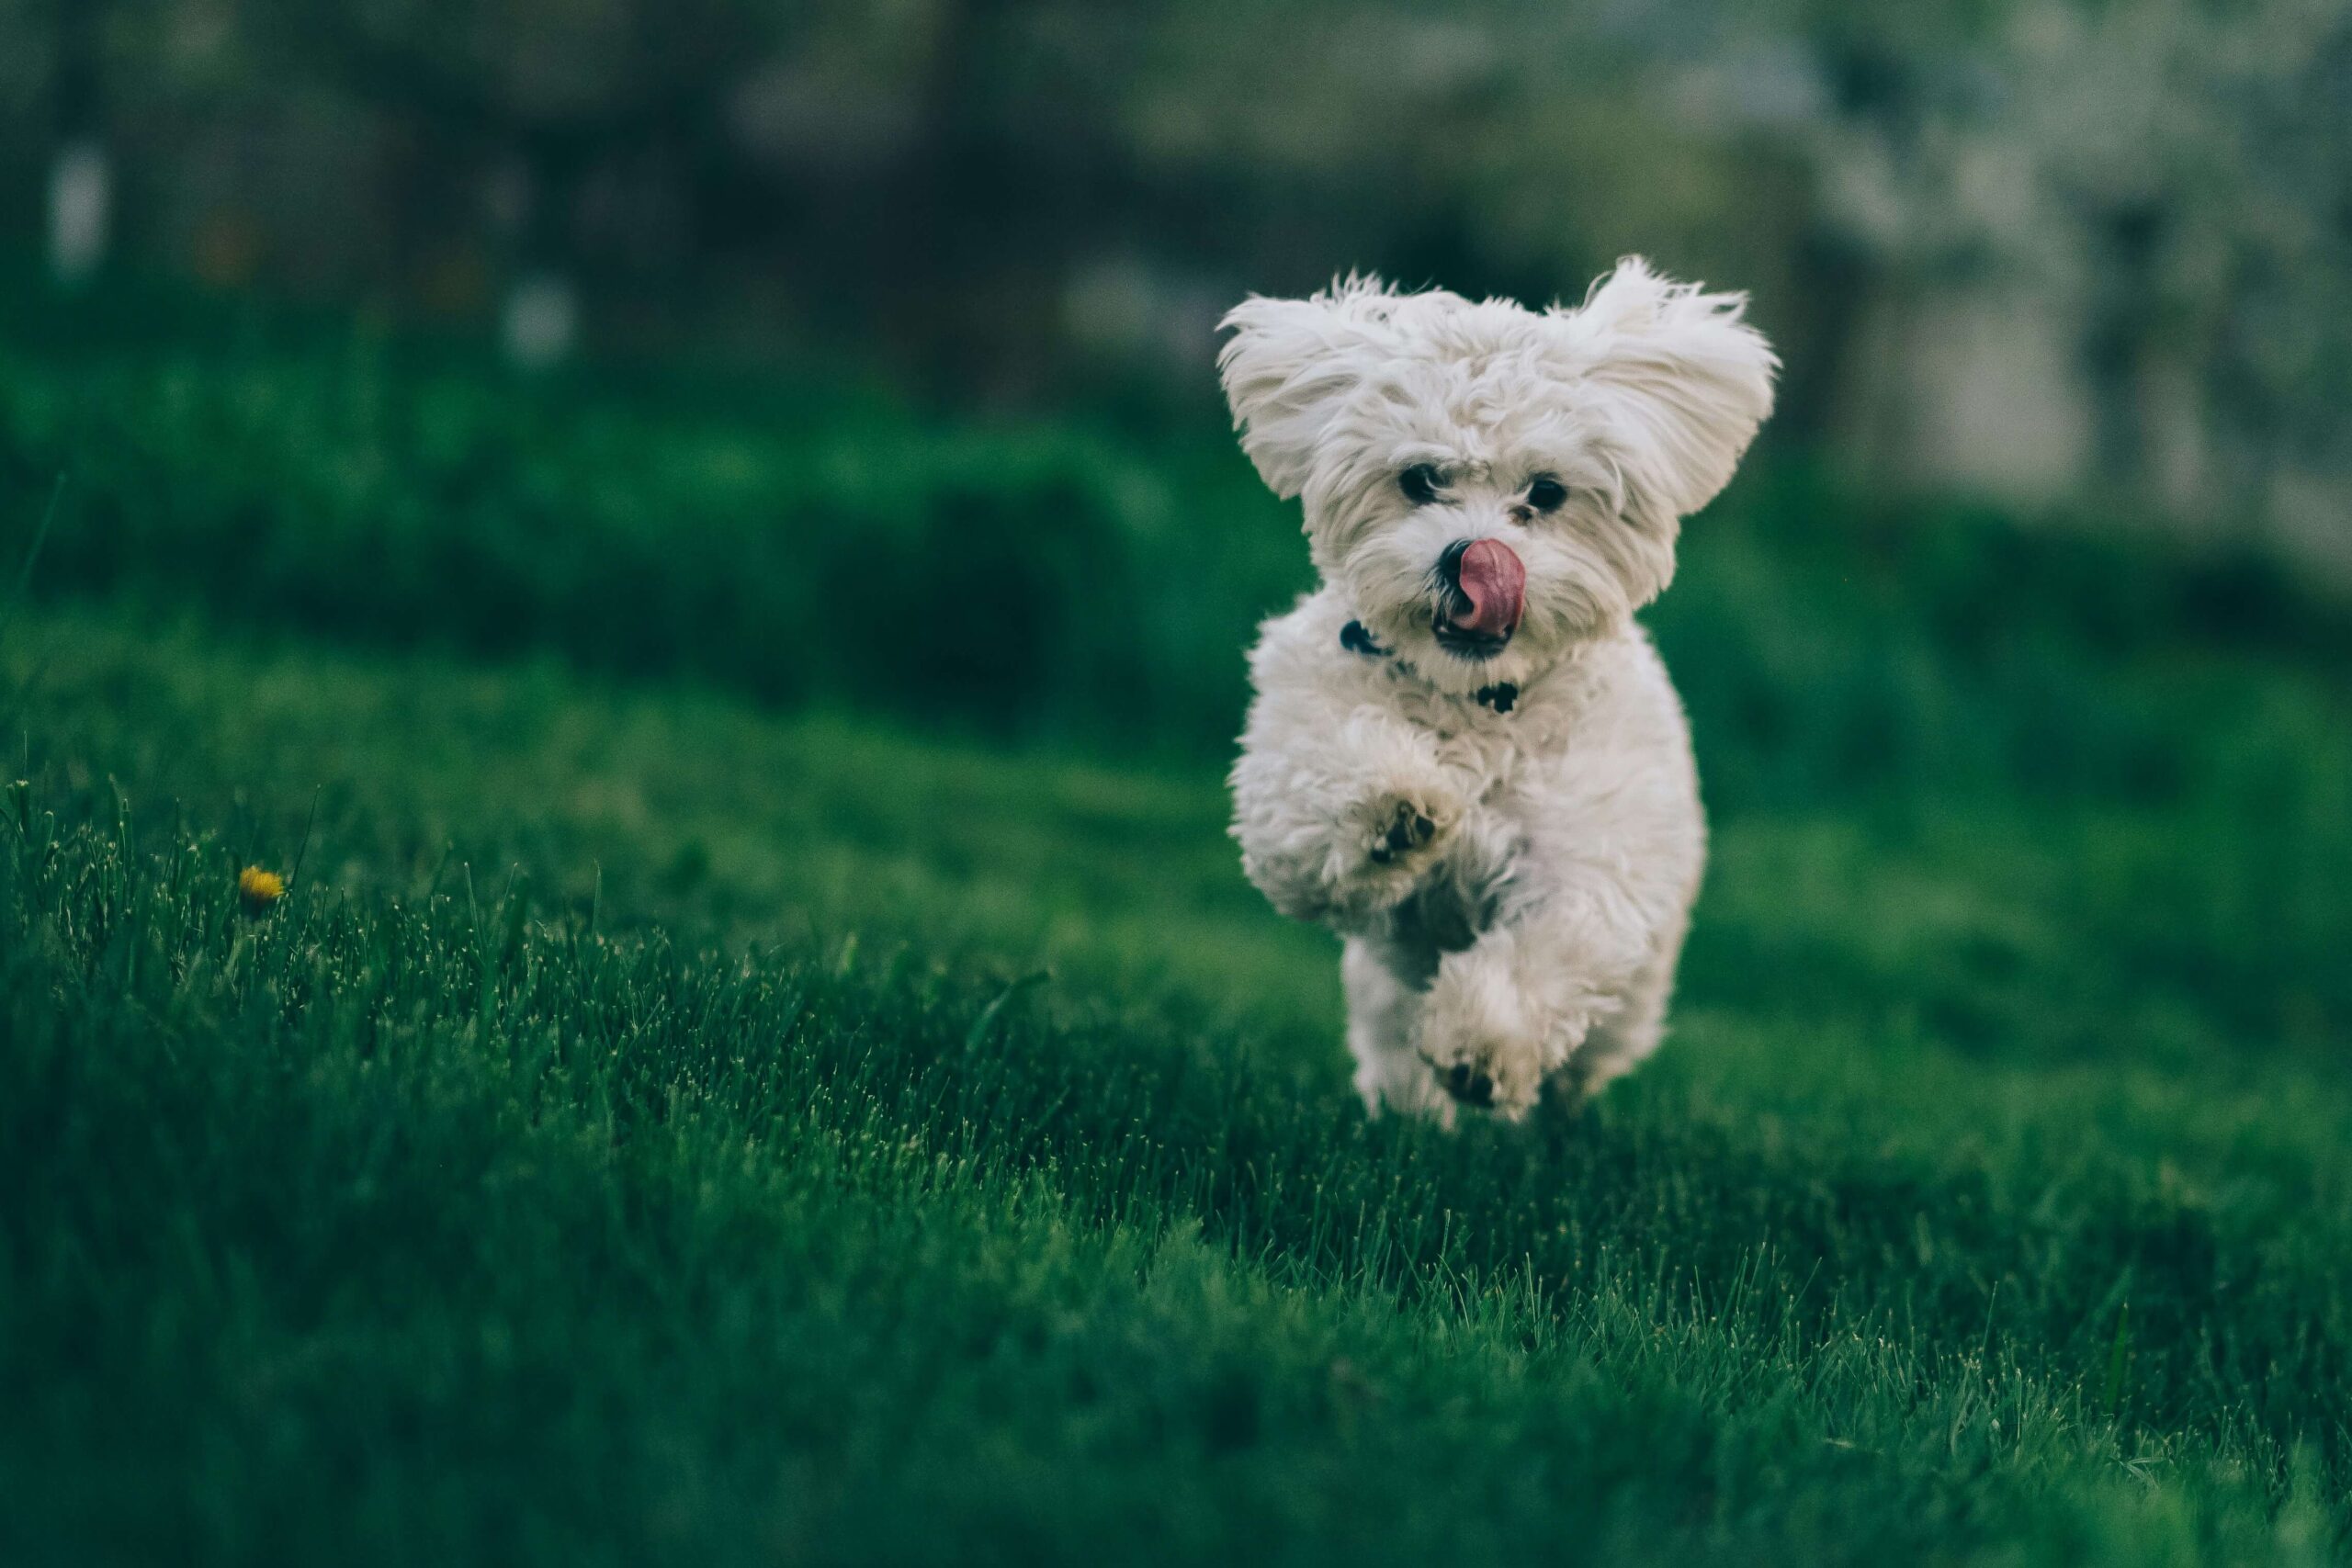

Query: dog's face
left=1219, top=260, right=1777, bottom=694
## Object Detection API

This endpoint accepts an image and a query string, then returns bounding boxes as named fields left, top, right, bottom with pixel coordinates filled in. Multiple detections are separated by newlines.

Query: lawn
left=3, top=300, right=2350, bottom=1564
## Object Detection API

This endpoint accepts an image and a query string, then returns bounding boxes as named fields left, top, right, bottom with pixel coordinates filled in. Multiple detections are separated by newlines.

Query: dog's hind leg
left=1341, top=937, right=1453, bottom=1126
left=1550, top=909, right=1688, bottom=1108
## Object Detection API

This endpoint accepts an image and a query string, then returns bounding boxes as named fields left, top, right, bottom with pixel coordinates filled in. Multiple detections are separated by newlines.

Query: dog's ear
left=1217, top=279, right=1393, bottom=499
left=1560, top=258, right=1778, bottom=525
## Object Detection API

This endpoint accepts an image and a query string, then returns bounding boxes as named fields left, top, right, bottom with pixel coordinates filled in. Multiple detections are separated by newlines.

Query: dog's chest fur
left=1320, top=604, right=1615, bottom=962
left=1327, top=603, right=1595, bottom=798
left=1246, top=587, right=1699, bottom=940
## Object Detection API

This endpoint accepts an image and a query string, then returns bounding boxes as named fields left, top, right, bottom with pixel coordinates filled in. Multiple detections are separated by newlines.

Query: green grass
left=6, top=600, right=2351, bottom=1565
left=4, top=291, right=2352, bottom=1562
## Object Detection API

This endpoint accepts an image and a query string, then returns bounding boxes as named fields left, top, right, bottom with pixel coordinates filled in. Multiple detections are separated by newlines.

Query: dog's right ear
left=1217, top=280, right=1391, bottom=499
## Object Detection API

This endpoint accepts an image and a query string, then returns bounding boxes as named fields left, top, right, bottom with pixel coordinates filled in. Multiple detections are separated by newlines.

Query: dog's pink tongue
left=1451, top=538, right=1525, bottom=637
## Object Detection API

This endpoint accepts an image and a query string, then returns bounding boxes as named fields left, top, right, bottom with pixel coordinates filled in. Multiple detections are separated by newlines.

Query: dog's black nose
left=1437, top=538, right=1472, bottom=589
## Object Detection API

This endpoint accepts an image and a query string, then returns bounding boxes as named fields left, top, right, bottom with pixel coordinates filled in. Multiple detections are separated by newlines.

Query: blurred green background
left=4, top=5, right=2352, bottom=1565
left=5, top=0, right=2351, bottom=570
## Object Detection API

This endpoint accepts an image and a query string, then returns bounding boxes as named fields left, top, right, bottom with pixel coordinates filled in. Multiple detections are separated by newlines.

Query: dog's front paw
left=1354, top=787, right=1459, bottom=880
left=1303, top=783, right=1465, bottom=925
left=1365, top=797, right=1440, bottom=866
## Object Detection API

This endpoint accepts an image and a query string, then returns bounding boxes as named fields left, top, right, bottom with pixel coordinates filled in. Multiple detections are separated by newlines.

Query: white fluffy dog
left=1222, top=259, right=1776, bottom=1123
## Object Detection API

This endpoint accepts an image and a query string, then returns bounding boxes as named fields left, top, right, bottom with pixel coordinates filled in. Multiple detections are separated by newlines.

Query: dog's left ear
left=1558, top=258, right=1779, bottom=525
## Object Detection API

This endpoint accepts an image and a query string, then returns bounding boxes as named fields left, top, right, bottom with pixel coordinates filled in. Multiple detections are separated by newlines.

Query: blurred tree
left=266, top=0, right=790, bottom=364
left=2, top=0, right=2346, bottom=568
left=1798, top=0, right=2352, bottom=558
left=45, top=0, right=112, bottom=285
left=2014, top=0, right=2352, bottom=550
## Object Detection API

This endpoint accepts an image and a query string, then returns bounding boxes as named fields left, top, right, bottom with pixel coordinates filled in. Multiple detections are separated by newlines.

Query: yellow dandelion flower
left=238, top=865, right=287, bottom=919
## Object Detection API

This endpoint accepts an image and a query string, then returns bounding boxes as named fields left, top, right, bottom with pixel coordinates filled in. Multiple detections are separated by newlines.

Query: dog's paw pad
left=1441, top=1061, right=1494, bottom=1107
left=1366, top=800, right=1438, bottom=865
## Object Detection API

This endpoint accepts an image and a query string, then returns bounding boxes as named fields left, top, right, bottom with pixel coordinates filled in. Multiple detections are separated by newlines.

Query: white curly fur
left=1223, top=259, right=1777, bottom=1122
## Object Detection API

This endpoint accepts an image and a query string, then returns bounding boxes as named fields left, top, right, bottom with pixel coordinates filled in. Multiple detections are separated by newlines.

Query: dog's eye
left=1525, top=477, right=1568, bottom=513
left=1398, top=465, right=1444, bottom=505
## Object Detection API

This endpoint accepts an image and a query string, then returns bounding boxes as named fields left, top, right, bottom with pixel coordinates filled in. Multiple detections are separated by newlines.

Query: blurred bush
left=0, top=301, right=1302, bottom=751
left=3, top=294, right=2343, bottom=822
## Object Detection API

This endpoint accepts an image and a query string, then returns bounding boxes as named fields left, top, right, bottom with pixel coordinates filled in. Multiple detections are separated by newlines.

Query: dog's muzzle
left=1433, top=538, right=1524, bottom=658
